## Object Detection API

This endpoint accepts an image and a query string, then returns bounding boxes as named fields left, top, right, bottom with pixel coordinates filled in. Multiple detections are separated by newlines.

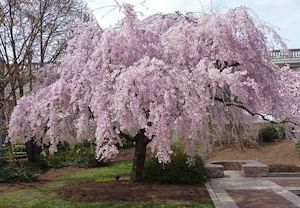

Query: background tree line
left=0, top=0, right=92, bottom=161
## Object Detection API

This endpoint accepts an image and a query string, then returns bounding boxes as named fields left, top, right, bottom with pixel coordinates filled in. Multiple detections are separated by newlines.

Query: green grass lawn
left=0, top=161, right=214, bottom=208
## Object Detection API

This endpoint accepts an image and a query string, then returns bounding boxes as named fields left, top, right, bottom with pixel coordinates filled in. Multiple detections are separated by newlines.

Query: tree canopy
left=8, top=4, right=300, bottom=166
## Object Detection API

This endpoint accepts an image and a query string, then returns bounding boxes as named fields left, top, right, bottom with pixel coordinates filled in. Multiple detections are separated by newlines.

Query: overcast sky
left=85, top=0, right=300, bottom=48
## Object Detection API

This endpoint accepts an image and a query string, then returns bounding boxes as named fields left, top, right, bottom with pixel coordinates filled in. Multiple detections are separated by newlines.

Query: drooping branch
left=8, top=4, right=300, bottom=167
left=118, top=130, right=134, bottom=141
left=213, top=96, right=299, bottom=126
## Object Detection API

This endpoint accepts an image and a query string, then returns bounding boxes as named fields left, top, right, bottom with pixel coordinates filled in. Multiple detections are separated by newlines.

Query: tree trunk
left=0, top=59, right=5, bottom=163
left=26, top=139, right=42, bottom=162
left=131, top=129, right=150, bottom=182
left=0, top=122, right=4, bottom=163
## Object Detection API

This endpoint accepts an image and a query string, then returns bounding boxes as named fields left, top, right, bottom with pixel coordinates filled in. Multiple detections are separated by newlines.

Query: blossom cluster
left=8, top=4, right=300, bottom=163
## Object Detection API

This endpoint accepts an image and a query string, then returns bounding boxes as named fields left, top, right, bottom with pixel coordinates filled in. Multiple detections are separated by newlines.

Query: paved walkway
left=206, top=171, right=300, bottom=208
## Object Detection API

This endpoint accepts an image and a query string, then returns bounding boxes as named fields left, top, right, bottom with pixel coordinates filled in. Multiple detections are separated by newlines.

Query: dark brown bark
left=26, top=139, right=42, bottom=162
left=131, top=129, right=150, bottom=182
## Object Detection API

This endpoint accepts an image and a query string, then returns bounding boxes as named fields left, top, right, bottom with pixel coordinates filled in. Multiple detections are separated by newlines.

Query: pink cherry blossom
left=8, top=4, right=300, bottom=163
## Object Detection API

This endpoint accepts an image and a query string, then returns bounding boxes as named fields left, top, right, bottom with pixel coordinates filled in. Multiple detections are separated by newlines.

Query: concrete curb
left=205, top=182, right=223, bottom=208
left=205, top=181, right=239, bottom=208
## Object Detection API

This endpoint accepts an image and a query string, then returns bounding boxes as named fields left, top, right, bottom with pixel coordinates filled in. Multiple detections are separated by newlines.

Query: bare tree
left=0, top=58, right=5, bottom=162
left=0, top=0, right=92, bottom=161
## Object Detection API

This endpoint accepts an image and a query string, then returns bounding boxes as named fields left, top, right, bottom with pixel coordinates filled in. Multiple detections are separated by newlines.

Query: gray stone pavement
left=206, top=171, right=300, bottom=208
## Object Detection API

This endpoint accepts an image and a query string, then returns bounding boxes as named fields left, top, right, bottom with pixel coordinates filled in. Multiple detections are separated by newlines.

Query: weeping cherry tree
left=8, top=4, right=300, bottom=181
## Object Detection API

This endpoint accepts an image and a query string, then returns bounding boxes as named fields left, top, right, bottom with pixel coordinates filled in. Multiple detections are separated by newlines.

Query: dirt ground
left=0, top=167, right=83, bottom=193
left=58, top=181, right=210, bottom=203
left=2, top=140, right=300, bottom=194
left=38, top=167, right=82, bottom=181
left=0, top=150, right=136, bottom=193
left=119, top=140, right=300, bottom=171
left=0, top=182, right=37, bottom=193
left=110, top=148, right=135, bottom=163
left=111, top=147, right=152, bottom=163
left=209, top=140, right=300, bottom=171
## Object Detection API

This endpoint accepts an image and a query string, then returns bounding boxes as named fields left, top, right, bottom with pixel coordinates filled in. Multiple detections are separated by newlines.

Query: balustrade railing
left=270, top=49, right=300, bottom=59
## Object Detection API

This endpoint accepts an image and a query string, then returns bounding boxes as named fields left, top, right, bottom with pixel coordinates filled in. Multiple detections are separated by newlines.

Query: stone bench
left=205, top=160, right=269, bottom=178
left=205, top=163, right=224, bottom=178
left=241, top=160, right=269, bottom=177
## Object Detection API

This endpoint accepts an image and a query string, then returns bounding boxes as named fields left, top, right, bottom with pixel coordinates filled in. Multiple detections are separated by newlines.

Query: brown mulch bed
left=209, top=140, right=300, bottom=172
left=38, top=167, right=82, bottom=181
left=0, top=149, right=137, bottom=193
left=0, top=167, right=83, bottom=193
left=269, top=164, right=300, bottom=173
left=111, top=147, right=152, bottom=163
left=0, top=182, right=37, bottom=193
left=58, top=181, right=210, bottom=203
left=110, top=148, right=135, bottom=163
left=0, top=149, right=135, bottom=193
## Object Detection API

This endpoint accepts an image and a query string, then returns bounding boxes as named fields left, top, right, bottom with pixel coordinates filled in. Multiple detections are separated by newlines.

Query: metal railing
left=270, top=49, right=300, bottom=59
